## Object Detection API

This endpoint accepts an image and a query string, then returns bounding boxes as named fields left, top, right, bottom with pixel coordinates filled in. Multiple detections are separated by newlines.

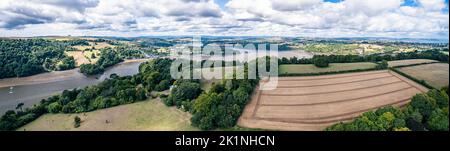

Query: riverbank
left=0, top=59, right=150, bottom=89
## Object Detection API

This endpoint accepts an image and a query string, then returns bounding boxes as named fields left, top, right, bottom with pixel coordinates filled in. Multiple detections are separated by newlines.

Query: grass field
left=72, top=42, right=115, bottom=50
left=388, top=59, right=439, bottom=67
left=398, top=63, right=449, bottom=89
left=238, top=70, right=428, bottom=131
left=18, top=98, right=198, bottom=131
left=279, top=62, right=377, bottom=75
left=65, top=50, right=100, bottom=66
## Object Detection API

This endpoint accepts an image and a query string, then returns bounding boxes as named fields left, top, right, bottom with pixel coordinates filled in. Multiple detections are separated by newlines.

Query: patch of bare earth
left=238, top=70, right=428, bottom=131
left=398, top=63, right=449, bottom=88
left=66, top=51, right=92, bottom=66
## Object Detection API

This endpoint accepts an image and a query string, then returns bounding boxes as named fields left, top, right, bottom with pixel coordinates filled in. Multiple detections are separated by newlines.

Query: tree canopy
left=0, top=39, right=77, bottom=79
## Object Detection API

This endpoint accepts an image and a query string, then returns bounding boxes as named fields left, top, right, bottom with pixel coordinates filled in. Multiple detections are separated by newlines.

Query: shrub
left=74, top=116, right=81, bottom=128
left=313, top=56, right=329, bottom=68
left=155, top=80, right=171, bottom=91
left=47, top=102, right=62, bottom=113
left=376, top=60, right=388, bottom=70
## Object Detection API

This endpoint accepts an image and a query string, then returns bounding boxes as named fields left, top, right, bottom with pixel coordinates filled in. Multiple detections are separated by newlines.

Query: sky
left=0, top=0, right=448, bottom=39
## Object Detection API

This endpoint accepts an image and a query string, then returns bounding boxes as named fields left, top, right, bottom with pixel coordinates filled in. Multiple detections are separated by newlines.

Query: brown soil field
left=398, top=63, right=449, bottom=89
left=388, top=59, right=438, bottom=67
left=238, top=70, right=428, bottom=131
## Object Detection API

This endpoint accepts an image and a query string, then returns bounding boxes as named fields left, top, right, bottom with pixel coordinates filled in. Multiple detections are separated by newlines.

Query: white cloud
left=342, top=0, right=403, bottom=16
left=417, top=0, right=447, bottom=11
left=271, top=0, right=322, bottom=11
left=0, top=0, right=448, bottom=39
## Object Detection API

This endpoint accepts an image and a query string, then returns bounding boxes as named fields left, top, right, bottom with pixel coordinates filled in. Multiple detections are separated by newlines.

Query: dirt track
left=238, top=70, right=428, bottom=131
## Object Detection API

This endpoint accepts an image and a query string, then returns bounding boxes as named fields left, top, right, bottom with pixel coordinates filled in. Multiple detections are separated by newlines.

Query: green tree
left=313, top=56, right=329, bottom=68
left=135, top=86, right=147, bottom=101
left=426, top=109, right=449, bottom=131
left=154, top=80, right=171, bottom=91
left=47, top=102, right=62, bottom=113
left=427, top=89, right=449, bottom=109
left=376, top=60, right=388, bottom=70
left=410, top=93, right=437, bottom=118
left=170, top=82, right=202, bottom=107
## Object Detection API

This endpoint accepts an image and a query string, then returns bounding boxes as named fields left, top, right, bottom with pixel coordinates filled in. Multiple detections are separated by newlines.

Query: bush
left=162, top=96, right=174, bottom=106
left=376, top=60, right=388, bottom=70
left=155, top=80, right=171, bottom=91
left=313, top=56, right=329, bottom=68
left=47, top=102, right=62, bottom=113
left=74, top=116, right=81, bottom=128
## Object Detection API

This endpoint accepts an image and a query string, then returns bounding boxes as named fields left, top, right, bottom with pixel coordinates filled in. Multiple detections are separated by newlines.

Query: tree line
left=326, top=88, right=449, bottom=131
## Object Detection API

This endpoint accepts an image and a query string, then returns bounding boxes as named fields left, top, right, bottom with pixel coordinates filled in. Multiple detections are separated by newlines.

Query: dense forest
left=326, top=88, right=449, bottom=131
left=0, top=39, right=77, bottom=79
left=0, top=58, right=174, bottom=130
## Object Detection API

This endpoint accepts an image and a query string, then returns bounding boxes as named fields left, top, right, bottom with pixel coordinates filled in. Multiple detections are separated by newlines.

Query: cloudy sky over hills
left=0, top=0, right=448, bottom=39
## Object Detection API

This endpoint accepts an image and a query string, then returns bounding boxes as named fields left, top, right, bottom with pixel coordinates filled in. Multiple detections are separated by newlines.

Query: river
left=174, top=49, right=313, bottom=62
left=0, top=59, right=148, bottom=114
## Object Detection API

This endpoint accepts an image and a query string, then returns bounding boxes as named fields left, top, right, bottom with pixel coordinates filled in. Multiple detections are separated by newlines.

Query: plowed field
left=238, top=70, right=428, bottom=131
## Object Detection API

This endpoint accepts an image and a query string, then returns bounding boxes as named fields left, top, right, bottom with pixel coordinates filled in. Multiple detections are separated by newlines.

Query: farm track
left=238, top=70, right=428, bottom=131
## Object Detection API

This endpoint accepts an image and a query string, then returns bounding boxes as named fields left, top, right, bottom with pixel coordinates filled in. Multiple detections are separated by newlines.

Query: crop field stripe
left=276, top=75, right=393, bottom=88
left=254, top=98, right=411, bottom=123
left=277, top=71, right=387, bottom=81
left=262, top=80, right=404, bottom=96
left=260, top=86, right=415, bottom=106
